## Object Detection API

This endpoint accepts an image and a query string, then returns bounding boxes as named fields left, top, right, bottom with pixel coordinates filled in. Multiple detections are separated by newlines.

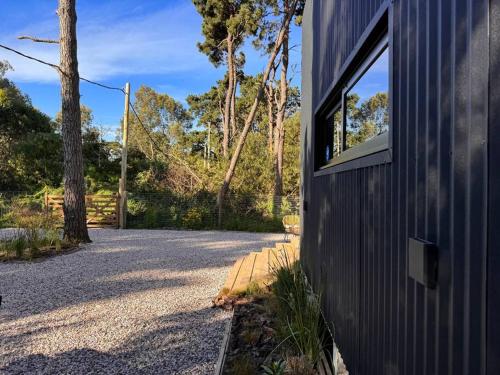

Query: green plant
left=127, top=198, right=148, bottom=216
left=11, top=235, right=27, bottom=258
left=243, top=281, right=266, bottom=297
left=181, top=206, right=207, bottom=229
left=271, top=251, right=325, bottom=367
left=261, top=360, right=286, bottom=375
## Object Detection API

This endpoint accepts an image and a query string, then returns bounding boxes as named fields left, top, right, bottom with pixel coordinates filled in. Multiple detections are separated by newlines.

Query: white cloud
left=0, top=2, right=208, bottom=83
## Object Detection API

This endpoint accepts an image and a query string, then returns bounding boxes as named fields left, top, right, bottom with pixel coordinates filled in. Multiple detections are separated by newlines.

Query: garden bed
left=0, top=241, right=77, bottom=262
left=221, top=296, right=281, bottom=374
left=216, top=253, right=349, bottom=375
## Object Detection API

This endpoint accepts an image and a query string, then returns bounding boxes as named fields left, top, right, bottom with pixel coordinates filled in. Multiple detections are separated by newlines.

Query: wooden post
left=119, top=82, right=130, bottom=229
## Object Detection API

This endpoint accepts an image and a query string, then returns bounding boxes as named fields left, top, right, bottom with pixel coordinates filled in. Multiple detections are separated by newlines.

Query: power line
left=0, top=42, right=202, bottom=185
left=0, top=43, right=125, bottom=93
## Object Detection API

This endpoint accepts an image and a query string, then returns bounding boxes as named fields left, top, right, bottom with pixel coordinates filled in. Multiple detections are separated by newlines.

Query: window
left=344, top=46, right=389, bottom=150
left=317, top=35, right=390, bottom=170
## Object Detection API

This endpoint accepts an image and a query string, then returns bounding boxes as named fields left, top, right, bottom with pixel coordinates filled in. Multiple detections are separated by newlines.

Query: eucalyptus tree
left=193, top=0, right=263, bottom=158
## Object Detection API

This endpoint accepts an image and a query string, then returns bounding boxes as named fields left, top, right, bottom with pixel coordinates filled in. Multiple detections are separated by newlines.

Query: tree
left=58, top=0, right=90, bottom=243
left=0, top=63, right=62, bottom=191
left=216, top=0, right=301, bottom=226
left=345, top=92, right=388, bottom=148
left=256, top=0, right=304, bottom=215
left=193, top=0, right=263, bottom=158
left=127, top=85, right=201, bottom=193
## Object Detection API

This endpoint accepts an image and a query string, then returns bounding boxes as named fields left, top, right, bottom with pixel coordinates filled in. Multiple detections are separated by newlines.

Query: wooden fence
left=45, top=193, right=120, bottom=228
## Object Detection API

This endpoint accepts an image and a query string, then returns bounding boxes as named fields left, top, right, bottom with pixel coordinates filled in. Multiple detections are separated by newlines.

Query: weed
left=244, top=281, right=266, bottom=298
left=229, top=354, right=256, bottom=375
left=241, top=328, right=261, bottom=346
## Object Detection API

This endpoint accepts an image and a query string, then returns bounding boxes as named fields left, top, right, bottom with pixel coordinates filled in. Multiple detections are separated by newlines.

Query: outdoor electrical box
left=408, top=238, right=438, bottom=289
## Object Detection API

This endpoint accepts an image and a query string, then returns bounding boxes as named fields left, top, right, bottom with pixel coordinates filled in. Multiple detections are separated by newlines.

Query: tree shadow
left=0, top=229, right=281, bottom=319
left=1, top=307, right=229, bottom=375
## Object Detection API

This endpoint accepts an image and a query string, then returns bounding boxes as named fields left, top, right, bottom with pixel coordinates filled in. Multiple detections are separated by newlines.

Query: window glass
left=324, top=107, right=342, bottom=162
left=345, top=48, right=389, bottom=150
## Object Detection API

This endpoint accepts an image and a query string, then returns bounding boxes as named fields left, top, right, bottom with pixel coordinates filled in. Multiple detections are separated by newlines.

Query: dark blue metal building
left=300, top=1, right=499, bottom=374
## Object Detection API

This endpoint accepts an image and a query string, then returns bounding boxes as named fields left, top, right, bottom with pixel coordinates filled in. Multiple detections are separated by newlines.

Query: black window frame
left=313, top=5, right=392, bottom=175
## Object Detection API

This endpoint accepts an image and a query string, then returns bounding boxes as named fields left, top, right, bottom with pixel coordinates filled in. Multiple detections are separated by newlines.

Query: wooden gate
left=45, top=193, right=120, bottom=228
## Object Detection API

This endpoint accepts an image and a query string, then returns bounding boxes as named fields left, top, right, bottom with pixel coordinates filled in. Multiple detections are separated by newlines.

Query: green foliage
left=0, top=67, right=61, bottom=192
left=193, top=0, right=263, bottom=66
left=271, top=254, right=325, bottom=366
left=1, top=0, right=303, bottom=230
left=182, top=206, right=211, bottom=229
left=0, top=199, right=66, bottom=260
left=262, top=360, right=286, bottom=375
left=345, top=92, right=389, bottom=148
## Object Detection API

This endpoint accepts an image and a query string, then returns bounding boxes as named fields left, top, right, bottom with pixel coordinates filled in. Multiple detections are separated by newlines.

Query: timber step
left=216, top=239, right=300, bottom=300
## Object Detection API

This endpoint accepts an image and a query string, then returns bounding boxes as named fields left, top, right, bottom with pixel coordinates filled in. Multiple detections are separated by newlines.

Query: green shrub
left=127, top=199, right=148, bottom=216
left=143, top=207, right=162, bottom=228
left=181, top=206, right=211, bottom=229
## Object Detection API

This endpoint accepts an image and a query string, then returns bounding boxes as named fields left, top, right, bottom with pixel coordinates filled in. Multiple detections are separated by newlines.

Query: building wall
left=301, top=1, right=493, bottom=374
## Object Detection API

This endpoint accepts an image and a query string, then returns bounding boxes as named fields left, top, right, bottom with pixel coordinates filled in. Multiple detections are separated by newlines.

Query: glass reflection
left=345, top=48, right=389, bottom=150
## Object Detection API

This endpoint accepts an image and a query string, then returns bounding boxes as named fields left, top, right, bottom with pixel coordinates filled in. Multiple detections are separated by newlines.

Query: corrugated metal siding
left=301, top=1, right=492, bottom=374
left=313, top=0, right=386, bottom=104
left=487, top=1, right=500, bottom=374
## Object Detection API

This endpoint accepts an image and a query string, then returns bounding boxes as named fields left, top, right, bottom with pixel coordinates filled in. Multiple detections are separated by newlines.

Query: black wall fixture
left=408, top=238, right=438, bottom=289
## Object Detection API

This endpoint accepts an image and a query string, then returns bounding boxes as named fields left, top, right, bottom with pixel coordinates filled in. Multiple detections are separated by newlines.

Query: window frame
left=322, top=35, right=390, bottom=170
left=324, top=102, right=343, bottom=163
left=313, top=4, right=393, bottom=176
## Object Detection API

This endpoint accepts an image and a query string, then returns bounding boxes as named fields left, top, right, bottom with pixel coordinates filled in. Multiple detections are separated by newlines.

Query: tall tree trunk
left=223, top=34, right=235, bottom=159
left=217, top=0, right=298, bottom=227
left=273, top=22, right=289, bottom=216
left=266, top=80, right=276, bottom=155
left=58, top=0, right=90, bottom=243
left=230, top=61, right=237, bottom=138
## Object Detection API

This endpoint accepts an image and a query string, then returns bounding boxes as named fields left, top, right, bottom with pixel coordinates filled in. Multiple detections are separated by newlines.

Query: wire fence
left=0, top=191, right=300, bottom=233
left=126, top=192, right=300, bottom=232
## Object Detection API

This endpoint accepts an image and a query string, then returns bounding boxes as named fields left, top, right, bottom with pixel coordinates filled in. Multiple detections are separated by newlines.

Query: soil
left=222, top=296, right=282, bottom=374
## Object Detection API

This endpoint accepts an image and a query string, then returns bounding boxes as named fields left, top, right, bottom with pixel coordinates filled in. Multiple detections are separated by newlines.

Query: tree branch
left=18, top=35, right=59, bottom=44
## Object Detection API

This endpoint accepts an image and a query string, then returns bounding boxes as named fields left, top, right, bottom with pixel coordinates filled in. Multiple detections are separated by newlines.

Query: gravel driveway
left=0, top=229, right=282, bottom=374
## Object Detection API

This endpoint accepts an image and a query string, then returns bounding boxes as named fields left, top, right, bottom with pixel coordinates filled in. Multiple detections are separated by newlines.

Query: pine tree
left=58, top=0, right=90, bottom=243
left=193, top=0, right=263, bottom=158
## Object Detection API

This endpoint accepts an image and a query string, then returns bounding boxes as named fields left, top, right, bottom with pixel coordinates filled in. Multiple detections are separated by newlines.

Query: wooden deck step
left=222, top=257, right=245, bottom=292
left=216, top=237, right=302, bottom=301
left=231, top=252, right=258, bottom=293
left=252, top=251, right=271, bottom=286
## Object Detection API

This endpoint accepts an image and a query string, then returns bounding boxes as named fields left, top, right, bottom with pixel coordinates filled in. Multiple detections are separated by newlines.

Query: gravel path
left=0, top=229, right=282, bottom=374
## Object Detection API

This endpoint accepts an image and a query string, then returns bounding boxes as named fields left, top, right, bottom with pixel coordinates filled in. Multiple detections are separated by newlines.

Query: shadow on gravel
left=1, top=307, right=226, bottom=375
left=0, top=229, right=281, bottom=319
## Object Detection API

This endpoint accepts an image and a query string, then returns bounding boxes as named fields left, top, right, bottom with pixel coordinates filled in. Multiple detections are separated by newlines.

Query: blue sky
left=0, top=0, right=301, bottom=138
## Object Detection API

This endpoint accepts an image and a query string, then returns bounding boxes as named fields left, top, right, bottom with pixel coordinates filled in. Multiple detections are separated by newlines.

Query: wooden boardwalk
left=219, top=237, right=300, bottom=297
